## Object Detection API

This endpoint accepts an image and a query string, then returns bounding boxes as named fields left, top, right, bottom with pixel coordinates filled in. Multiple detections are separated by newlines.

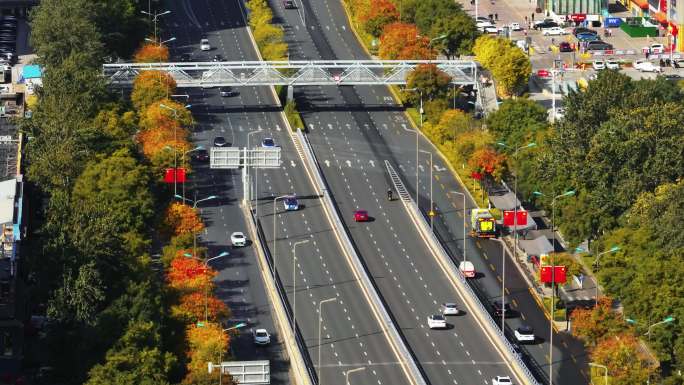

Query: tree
left=570, top=297, right=624, bottom=346
left=86, top=322, right=176, bottom=385
left=91, top=106, right=138, bottom=152
left=30, top=0, right=104, bottom=67
left=486, top=99, right=548, bottom=150
left=134, top=42, right=170, bottom=63
left=139, top=99, right=193, bottom=131
left=472, top=35, right=512, bottom=69
left=166, top=256, right=216, bottom=294
left=48, top=262, right=106, bottom=325
left=413, top=0, right=462, bottom=35
left=468, top=147, right=507, bottom=181
left=92, top=0, right=148, bottom=58
left=405, top=64, right=452, bottom=103
left=360, top=0, right=399, bottom=37
left=164, top=202, right=205, bottom=237
left=184, top=323, right=230, bottom=384
left=172, top=292, right=230, bottom=323
left=429, top=14, right=478, bottom=58
left=131, top=71, right=177, bottom=112
left=423, top=99, right=449, bottom=124
left=379, top=22, right=434, bottom=60
left=253, top=23, right=284, bottom=50
left=592, top=333, right=657, bottom=385
left=490, top=46, right=531, bottom=97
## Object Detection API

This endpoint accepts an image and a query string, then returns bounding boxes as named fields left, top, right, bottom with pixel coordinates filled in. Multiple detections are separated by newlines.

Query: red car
left=353, top=210, right=369, bottom=222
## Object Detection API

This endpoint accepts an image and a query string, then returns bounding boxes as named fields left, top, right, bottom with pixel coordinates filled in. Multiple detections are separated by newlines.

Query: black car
left=586, top=40, right=613, bottom=51
left=219, top=86, right=237, bottom=97
left=213, top=136, right=228, bottom=147
left=559, top=42, right=573, bottom=52
left=212, top=54, right=223, bottom=62
left=192, top=149, right=210, bottom=162
left=283, top=0, right=296, bottom=8
left=534, top=20, right=558, bottom=30
left=179, top=53, right=191, bottom=62
left=572, top=27, right=596, bottom=36
left=492, top=300, right=512, bottom=317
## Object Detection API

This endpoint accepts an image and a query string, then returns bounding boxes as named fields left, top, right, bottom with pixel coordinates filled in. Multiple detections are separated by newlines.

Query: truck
left=470, top=208, right=497, bottom=238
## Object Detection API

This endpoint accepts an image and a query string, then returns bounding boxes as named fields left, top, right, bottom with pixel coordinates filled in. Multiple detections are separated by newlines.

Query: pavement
left=164, top=1, right=413, bottom=384
left=273, top=1, right=530, bottom=385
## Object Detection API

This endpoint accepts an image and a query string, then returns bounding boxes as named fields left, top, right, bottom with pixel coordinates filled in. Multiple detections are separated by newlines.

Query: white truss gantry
left=102, top=60, right=478, bottom=87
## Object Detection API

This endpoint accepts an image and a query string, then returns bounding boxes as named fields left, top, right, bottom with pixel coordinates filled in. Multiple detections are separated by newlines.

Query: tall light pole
left=593, top=245, right=621, bottom=269
left=292, top=239, right=310, bottom=338
left=645, top=316, right=676, bottom=342
left=449, top=191, right=467, bottom=265
left=419, top=150, right=434, bottom=230
left=159, top=103, right=178, bottom=196
left=140, top=9, right=171, bottom=43
left=182, top=146, right=204, bottom=204
left=344, top=367, right=366, bottom=385
left=218, top=322, right=247, bottom=385
left=247, top=129, right=263, bottom=217
left=403, top=87, right=423, bottom=206
left=588, top=363, right=608, bottom=385
left=535, top=189, right=575, bottom=385
left=318, top=297, right=337, bottom=385
left=496, top=142, right=537, bottom=263
left=272, top=195, right=289, bottom=283
left=184, top=251, right=229, bottom=323
left=175, top=193, right=218, bottom=258
left=491, top=238, right=506, bottom=332
left=146, top=36, right=176, bottom=47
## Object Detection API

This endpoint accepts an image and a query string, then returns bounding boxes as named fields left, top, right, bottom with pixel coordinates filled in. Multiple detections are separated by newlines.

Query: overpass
left=102, top=60, right=478, bottom=87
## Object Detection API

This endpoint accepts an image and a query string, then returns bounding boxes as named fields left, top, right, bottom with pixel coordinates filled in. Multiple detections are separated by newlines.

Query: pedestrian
left=531, top=13, right=535, bottom=21
left=646, top=50, right=650, bottom=59
left=495, top=13, right=498, bottom=21
left=525, top=15, right=528, bottom=23
left=551, top=37, right=555, bottom=45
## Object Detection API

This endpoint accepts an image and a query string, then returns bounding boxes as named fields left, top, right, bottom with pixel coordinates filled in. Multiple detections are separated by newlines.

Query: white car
left=650, top=43, right=664, bottom=53
left=514, top=325, right=535, bottom=343
left=427, top=314, right=447, bottom=329
left=200, top=38, right=211, bottom=51
left=605, top=59, right=620, bottom=70
left=634, top=60, right=662, bottom=73
left=231, top=231, right=247, bottom=247
left=592, top=60, right=605, bottom=70
left=253, top=329, right=271, bottom=345
left=510, top=22, right=521, bottom=31
left=482, top=26, right=499, bottom=34
left=492, top=376, right=513, bottom=385
left=542, top=26, right=567, bottom=36
left=440, top=303, right=461, bottom=316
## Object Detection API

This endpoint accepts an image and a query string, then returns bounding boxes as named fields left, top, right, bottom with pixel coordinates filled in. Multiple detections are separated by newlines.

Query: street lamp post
left=272, top=195, right=289, bottom=283
left=645, top=317, right=676, bottom=342
left=217, top=322, right=246, bottom=385
left=247, top=130, right=263, bottom=216
left=292, top=240, right=310, bottom=338
left=496, top=142, right=537, bottom=263
left=318, top=297, right=337, bottom=385
left=588, top=363, right=608, bottom=385
left=159, top=103, right=181, bottom=196
left=183, top=251, right=229, bottom=323
left=419, top=150, right=434, bottom=230
left=546, top=189, right=575, bottom=385
left=145, top=36, right=176, bottom=47
left=344, top=367, right=366, bottom=385
left=175, top=193, right=218, bottom=258
left=449, top=191, right=467, bottom=266
left=140, top=9, right=171, bottom=43
left=182, top=146, right=204, bottom=203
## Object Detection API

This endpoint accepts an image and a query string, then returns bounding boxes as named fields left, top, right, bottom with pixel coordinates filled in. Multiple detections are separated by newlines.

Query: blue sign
left=605, top=17, right=623, bottom=27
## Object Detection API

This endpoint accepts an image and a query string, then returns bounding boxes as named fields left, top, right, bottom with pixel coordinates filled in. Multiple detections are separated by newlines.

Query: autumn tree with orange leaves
left=378, top=22, right=434, bottom=60
left=134, top=42, right=170, bottom=63
left=468, top=147, right=507, bottom=181
left=164, top=202, right=205, bottom=237
left=591, top=333, right=656, bottom=385
left=172, top=291, right=230, bottom=323
left=360, top=0, right=399, bottom=37
left=570, top=297, right=624, bottom=346
left=131, top=70, right=177, bottom=112
left=166, top=256, right=216, bottom=294
left=183, top=322, right=234, bottom=385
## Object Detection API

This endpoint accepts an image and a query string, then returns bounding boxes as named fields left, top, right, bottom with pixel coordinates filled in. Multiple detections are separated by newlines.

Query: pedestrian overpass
left=102, top=60, right=478, bottom=88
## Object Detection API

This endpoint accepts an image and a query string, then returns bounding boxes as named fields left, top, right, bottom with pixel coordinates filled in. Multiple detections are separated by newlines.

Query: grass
left=543, top=297, right=567, bottom=322
left=284, top=100, right=305, bottom=132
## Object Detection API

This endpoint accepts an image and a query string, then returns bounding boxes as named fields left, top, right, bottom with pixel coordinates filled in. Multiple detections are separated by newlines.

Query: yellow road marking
left=505, top=288, right=510, bottom=295
left=490, top=263, right=495, bottom=271
left=435, top=175, right=440, bottom=181
left=483, top=253, right=488, bottom=260
left=476, top=241, right=481, bottom=249
left=512, top=299, right=518, bottom=308
left=452, top=202, right=458, bottom=209
left=496, top=275, right=502, bottom=283
left=440, top=183, right=445, bottom=190
left=521, top=313, right=526, bottom=320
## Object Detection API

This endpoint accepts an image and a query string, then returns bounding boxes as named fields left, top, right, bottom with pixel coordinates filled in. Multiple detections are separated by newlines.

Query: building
left=547, top=0, right=610, bottom=19
left=0, top=0, right=38, bottom=18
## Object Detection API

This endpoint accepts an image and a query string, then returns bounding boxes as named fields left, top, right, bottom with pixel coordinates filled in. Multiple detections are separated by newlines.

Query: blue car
left=577, top=32, right=599, bottom=42
left=262, top=137, right=276, bottom=148
left=284, top=196, right=299, bottom=211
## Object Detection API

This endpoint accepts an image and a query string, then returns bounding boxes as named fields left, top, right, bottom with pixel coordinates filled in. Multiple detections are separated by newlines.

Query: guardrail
left=295, top=130, right=429, bottom=385
left=249, top=211, right=319, bottom=384
left=385, top=161, right=540, bottom=385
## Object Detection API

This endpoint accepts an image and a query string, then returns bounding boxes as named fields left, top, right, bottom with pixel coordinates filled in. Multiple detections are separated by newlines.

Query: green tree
left=490, top=47, right=531, bottom=96
left=413, top=0, right=462, bottom=35
left=405, top=64, right=452, bottom=103
left=30, top=0, right=104, bottom=67
left=48, top=262, right=106, bottom=325
left=92, top=0, right=147, bottom=58
left=486, top=98, right=548, bottom=149
left=86, top=322, right=175, bottom=385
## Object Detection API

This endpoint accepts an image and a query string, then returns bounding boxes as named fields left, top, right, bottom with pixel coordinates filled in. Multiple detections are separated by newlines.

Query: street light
left=490, top=238, right=507, bottom=332
left=145, top=36, right=176, bottom=47
left=533, top=189, right=575, bottom=385
left=448, top=191, right=467, bottom=266
left=176, top=194, right=218, bottom=258
left=140, top=9, right=171, bottom=43
left=645, top=316, right=676, bottom=341
left=247, top=130, right=263, bottom=216
left=160, top=103, right=180, bottom=196
left=217, top=322, right=246, bottom=385
left=183, top=251, right=229, bottom=322
left=593, top=245, right=621, bottom=269
left=318, top=297, right=337, bottom=385
left=272, top=195, right=290, bottom=283
left=182, top=146, right=204, bottom=203
left=292, top=239, right=310, bottom=338
left=496, top=142, right=537, bottom=264
left=419, top=150, right=434, bottom=230
left=344, top=367, right=366, bottom=385
left=589, top=362, right=608, bottom=385
left=404, top=87, right=423, bottom=206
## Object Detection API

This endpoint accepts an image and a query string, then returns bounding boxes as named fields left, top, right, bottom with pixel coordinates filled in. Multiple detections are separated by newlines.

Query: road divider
left=385, top=161, right=540, bottom=385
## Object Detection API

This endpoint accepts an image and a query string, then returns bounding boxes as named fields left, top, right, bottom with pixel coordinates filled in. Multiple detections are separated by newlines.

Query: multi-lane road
left=163, top=0, right=589, bottom=383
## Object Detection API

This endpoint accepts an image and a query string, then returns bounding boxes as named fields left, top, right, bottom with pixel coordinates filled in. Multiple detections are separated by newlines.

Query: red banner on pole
left=503, top=210, right=529, bottom=227
left=471, top=171, right=483, bottom=180
left=164, top=168, right=187, bottom=183
left=540, top=265, right=567, bottom=283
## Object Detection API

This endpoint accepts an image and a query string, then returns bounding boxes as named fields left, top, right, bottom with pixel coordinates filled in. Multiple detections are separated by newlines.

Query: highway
left=165, top=0, right=415, bottom=384
left=272, top=0, right=589, bottom=384
left=272, top=1, right=522, bottom=385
